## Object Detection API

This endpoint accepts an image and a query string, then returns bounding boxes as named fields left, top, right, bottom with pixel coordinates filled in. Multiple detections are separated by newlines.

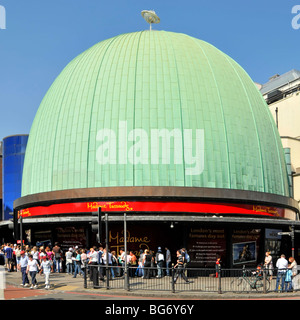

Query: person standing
left=73, top=249, right=84, bottom=278
left=40, top=255, right=53, bottom=289
left=38, top=246, right=46, bottom=265
left=45, top=247, right=54, bottom=262
left=135, top=249, right=144, bottom=277
left=284, top=265, right=293, bottom=292
left=26, top=254, right=40, bottom=289
left=88, top=247, right=99, bottom=286
left=111, top=251, right=119, bottom=277
left=275, top=254, right=288, bottom=292
left=52, top=242, right=62, bottom=273
left=118, top=248, right=126, bottom=277
left=165, top=247, right=171, bottom=276
left=264, top=251, right=273, bottom=280
left=150, top=250, right=156, bottom=277
left=129, top=251, right=137, bottom=277
left=81, top=249, right=87, bottom=276
left=289, top=257, right=298, bottom=277
left=215, top=256, right=221, bottom=278
left=18, top=251, right=29, bottom=287
left=31, top=246, right=40, bottom=267
left=65, top=248, right=73, bottom=275
left=15, top=245, right=22, bottom=272
left=142, top=249, right=152, bottom=279
left=288, top=257, right=298, bottom=291
left=156, top=247, right=164, bottom=278
left=12, top=244, right=17, bottom=271
left=173, top=250, right=190, bottom=284
left=181, top=248, right=190, bottom=276
left=5, top=244, right=14, bottom=272
left=102, top=248, right=115, bottom=279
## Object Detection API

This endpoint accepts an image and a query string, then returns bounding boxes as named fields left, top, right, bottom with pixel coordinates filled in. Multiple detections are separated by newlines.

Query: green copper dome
left=21, top=30, right=290, bottom=197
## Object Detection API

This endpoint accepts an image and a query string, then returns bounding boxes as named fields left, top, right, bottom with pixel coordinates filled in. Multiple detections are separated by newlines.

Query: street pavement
left=3, top=270, right=300, bottom=301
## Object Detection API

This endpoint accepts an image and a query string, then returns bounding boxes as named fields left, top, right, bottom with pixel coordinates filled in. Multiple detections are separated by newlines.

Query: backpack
left=185, top=253, right=190, bottom=263
left=54, top=248, right=62, bottom=259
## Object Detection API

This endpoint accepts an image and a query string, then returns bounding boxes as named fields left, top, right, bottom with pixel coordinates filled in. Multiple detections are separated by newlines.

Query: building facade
left=260, top=70, right=300, bottom=204
left=13, top=31, right=300, bottom=267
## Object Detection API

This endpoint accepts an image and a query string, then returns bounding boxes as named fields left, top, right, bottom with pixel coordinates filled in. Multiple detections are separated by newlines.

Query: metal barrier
left=83, top=263, right=300, bottom=294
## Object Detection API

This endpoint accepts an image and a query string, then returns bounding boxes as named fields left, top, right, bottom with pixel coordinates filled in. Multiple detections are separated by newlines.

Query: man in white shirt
left=88, top=247, right=99, bottom=286
left=18, top=251, right=29, bottom=287
left=275, top=254, right=288, bottom=292
left=102, top=248, right=115, bottom=279
left=156, top=247, right=164, bottom=278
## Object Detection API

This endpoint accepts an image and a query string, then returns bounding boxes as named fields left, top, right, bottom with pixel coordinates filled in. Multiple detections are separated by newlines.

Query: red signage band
left=18, top=201, right=285, bottom=218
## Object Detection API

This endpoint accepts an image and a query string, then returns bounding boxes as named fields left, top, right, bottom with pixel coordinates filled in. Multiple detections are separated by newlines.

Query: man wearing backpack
left=181, top=248, right=190, bottom=276
left=52, top=243, right=62, bottom=273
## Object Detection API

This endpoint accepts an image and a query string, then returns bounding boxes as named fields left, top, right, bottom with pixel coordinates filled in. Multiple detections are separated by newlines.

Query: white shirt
left=27, top=259, right=39, bottom=272
left=126, top=254, right=131, bottom=264
left=88, top=251, right=98, bottom=262
left=276, top=257, right=288, bottom=271
left=31, top=250, right=39, bottom=260
left=264, top=255, right=273, bottom=266
left=41, top=260, right=52, bottom=273
left=157, top=253, right=164, bottom=261
left=102, top=252, right=112, bottom=264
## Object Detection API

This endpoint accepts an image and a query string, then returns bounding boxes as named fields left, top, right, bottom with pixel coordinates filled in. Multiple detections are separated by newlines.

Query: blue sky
left=0, top=0, right=299, bottom=140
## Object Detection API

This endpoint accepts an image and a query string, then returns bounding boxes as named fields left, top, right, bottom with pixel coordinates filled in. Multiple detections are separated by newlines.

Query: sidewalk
left=4, top=270, right=300, bottom=300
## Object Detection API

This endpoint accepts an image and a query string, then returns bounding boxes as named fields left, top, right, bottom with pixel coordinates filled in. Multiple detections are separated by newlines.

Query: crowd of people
left=2, top=242, right=298, bottom=292
left=0, top=242, right=190, bottom=289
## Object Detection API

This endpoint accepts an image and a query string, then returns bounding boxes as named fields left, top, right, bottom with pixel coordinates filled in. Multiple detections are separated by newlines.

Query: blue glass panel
left=2, top=135, right=29, bottom=220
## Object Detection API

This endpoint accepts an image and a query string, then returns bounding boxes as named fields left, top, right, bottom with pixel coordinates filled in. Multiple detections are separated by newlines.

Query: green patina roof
left=21, top=30, right=290, bottom=197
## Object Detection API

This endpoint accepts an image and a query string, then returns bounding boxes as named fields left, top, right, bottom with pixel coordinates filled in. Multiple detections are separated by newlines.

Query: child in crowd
left=284, top=265, right=293, bottom=292
left=40, top=255, right=53, bottom=289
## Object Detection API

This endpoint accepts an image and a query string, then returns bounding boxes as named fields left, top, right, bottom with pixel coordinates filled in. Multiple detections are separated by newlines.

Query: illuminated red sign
left=18, top=201, right=285, bottom=218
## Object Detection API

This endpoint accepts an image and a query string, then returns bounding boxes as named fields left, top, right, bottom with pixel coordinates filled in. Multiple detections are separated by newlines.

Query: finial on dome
left=141, top=10, right=160, bottom=31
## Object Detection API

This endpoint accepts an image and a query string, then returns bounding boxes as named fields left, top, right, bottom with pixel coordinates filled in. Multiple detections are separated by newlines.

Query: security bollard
left=0, top=266, right=5, bottom=300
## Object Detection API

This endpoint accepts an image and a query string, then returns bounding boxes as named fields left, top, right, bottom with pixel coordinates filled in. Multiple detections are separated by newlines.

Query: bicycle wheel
left=230, top=277, right=245, bottom=293
left=255, top=279, right=264, bottom=292
left=256, top=279, right=271, bottom=292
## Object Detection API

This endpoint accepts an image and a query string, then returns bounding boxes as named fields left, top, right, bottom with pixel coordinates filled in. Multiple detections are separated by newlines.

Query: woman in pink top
left=45, top=247, right=54, bottom=261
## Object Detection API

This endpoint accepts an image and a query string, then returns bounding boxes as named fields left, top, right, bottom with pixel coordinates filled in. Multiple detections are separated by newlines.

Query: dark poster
left=187, top=228, right=226, bottom=267
left=56, top=226, right=87, bottom=251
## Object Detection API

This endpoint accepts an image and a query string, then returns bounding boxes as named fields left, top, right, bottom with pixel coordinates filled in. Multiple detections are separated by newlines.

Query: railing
left=83, top=263, right=300, bottom=294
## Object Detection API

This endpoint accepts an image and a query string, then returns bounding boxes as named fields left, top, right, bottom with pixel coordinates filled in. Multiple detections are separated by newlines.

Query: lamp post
left=19, top=215, right=23, bottom=251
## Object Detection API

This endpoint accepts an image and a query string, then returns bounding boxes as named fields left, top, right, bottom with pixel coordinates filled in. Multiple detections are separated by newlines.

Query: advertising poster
left=188, top=228, right=226, bottom=267
left=232, top=229, right=261, bottom=266
left=232, top=241, right=256, bottom=265
left=56, top=227, right=87, bottom=252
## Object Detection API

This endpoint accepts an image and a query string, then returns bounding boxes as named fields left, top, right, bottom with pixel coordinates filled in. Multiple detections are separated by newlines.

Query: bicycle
left=230, top=265, right=270, bottom=293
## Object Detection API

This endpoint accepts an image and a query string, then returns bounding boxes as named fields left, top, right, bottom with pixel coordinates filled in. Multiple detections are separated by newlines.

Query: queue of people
left=86, top=245, right=190, bottom=282
left=0, top=242, right=191, bottom=289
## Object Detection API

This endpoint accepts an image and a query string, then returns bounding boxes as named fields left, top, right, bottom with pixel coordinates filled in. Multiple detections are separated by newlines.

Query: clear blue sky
left=0, top=0, right=299, bottom=140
